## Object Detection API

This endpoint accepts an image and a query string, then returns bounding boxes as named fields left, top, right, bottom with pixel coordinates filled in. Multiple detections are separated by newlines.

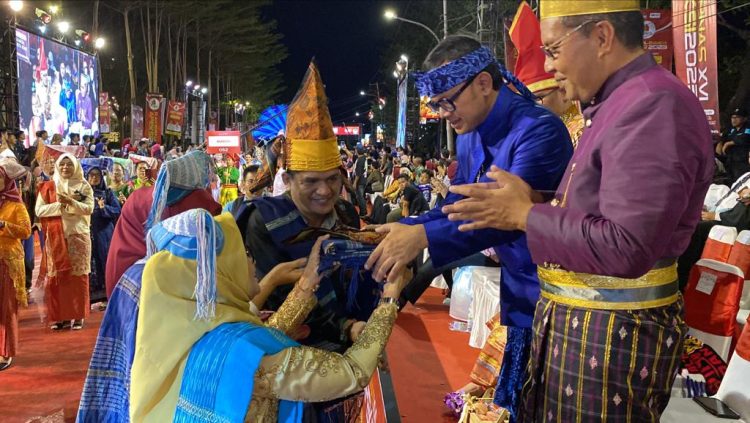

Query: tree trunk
left=167, top=14, right=174, bottom=100
left=124, top=9, right=137, bottom=106
left=153, top=2, right=162, bottom=93
left=196, top=20, right=201, bottom=85
left=182, top=18, right=187, bottom=85
left=140, top=6, right=152, bottom=92
left=207, top=48, right=212, bottom=122
left=140, top=0, right=163, bottom=93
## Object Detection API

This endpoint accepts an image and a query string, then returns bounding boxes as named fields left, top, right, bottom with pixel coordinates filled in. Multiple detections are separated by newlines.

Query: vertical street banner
left=673, top=0, right=720, bottom=134
left=396, top=74, right=407, bottom=148
left=131, top=105, right=144, bottom=141
left=144, top=93, right=164, bottom=143
left=642, top=9, right=674, bottom=70
left=99, top=92, right=111, bottom=134
left=165, top=100, right=186, bottom=136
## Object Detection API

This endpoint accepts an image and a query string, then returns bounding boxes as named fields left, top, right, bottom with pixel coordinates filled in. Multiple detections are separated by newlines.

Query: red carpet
left=0, top=305, right=104, bottom=423
left=387, top=288, right=478, bottom=422
left=1, top=273, right=476, bottom=422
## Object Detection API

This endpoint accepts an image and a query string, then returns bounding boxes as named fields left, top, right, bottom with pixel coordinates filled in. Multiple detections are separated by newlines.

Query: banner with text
left=99, top=92, right=111, bottom=134
left=673, top=0, right=720, bottom=134
left=206, top=130, right=242, bottom=154
left=144, top=93, right=164, bottom=143
left=131, top=105, right=144, bottom=141
left=165, top=101, right=186, bottom=136
left=643, top=9, right=673, bottom=71
left=333, top=125, right=361, bottom=136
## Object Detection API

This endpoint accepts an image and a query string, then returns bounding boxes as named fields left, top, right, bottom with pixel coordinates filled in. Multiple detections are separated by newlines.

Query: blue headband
left=413, top=46, right=536, bottom=101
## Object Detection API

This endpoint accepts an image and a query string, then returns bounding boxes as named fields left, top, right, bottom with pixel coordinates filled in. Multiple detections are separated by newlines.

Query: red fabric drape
left=104, top=187, right=222, bottom=298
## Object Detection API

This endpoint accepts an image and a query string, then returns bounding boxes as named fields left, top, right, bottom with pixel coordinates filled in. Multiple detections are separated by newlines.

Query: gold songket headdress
left=284, top=61, right=341, bottom=172
left=540, top=0, right=640, bottom=19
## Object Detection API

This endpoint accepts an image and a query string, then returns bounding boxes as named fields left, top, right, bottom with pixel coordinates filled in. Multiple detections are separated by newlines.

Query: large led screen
left=16, top=28, right=99, bottom=139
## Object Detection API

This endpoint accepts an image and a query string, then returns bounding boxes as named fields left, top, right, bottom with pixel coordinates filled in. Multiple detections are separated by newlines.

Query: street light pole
left=384, top=11, right=440, bottom=43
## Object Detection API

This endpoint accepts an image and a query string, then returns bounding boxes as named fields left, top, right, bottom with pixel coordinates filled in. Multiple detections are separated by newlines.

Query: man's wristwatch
left=379, top=297, right=399, bottom=306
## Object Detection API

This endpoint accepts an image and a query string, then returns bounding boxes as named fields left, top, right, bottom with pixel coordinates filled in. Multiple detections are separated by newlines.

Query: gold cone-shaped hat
left=540, top=0, right=640, bottom=19
left=285, top=61, right=341, bottom=172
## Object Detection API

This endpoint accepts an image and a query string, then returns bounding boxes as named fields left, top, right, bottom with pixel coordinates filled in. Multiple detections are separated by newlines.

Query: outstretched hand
left=442, top=166, right=537, bottom=232
left=266, top=258, right=307, bottom=287
left=365, top=223, right=427, bottom=283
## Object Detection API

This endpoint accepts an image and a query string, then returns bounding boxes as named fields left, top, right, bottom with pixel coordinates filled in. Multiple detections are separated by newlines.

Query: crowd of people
left=1, top=0, right=749, bottom=422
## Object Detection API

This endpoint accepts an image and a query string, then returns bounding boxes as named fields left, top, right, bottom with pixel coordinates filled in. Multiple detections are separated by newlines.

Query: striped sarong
left=518, top=297, right=686, bottom=422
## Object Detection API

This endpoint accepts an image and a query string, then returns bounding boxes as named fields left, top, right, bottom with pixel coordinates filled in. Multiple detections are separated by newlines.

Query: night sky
left=269, top=0, right=399, bottom=125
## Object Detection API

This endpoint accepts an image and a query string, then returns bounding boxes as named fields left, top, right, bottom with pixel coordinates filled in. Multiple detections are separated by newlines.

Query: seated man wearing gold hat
left=237, top=62, right=381, bottom=421
left=444, top=1, right=714, bottom=421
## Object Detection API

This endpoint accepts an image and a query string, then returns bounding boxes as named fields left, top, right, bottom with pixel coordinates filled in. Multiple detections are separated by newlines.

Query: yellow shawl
left=129, top=212, right=263, bottom=422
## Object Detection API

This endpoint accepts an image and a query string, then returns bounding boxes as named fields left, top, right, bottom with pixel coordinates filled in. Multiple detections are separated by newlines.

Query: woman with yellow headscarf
left=130, top=209, right=407, bottom=422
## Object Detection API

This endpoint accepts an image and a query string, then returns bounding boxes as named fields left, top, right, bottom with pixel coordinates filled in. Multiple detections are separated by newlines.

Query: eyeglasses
left=535, top=87, right=559, bottom=103
left=540, top=20, right=598, bottom=60
left=426, top=72, right=480, bottom=113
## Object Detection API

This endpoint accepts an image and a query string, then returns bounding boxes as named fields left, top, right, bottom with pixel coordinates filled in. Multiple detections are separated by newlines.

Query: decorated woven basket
left=458, top=389, right=509, bottom=423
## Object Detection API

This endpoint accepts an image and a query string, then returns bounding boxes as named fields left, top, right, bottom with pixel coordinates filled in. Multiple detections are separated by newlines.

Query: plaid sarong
left=518, top=297, right=686, bottom=423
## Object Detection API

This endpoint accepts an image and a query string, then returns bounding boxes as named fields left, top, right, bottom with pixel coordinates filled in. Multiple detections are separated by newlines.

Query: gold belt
left=537, top=263, right=679, bottom=310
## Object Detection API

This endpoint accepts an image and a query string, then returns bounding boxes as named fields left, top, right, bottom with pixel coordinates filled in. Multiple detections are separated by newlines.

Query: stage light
left=360, top=90, right=366, bottom=96
left=75, top=29, right=91, bottom=42
left=355, top=112, right=360, bottom=117
left=384, top=10, right=396, bottom=20
left=57, top=21, right=70, bottom=33
left=185, top=80, right=193, bottom=87
left=201, top=87, right=207, bottom=94
left=35, top=8, right=51, bottom=24
left=48, top=4, right=58, bottom=14
left=9, top=1, right=23, bottom=12
left=94, top=37, right=105, bottom=49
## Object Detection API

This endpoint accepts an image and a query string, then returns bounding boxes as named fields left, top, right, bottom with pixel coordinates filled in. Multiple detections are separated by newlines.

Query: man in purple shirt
left=444, top=1, right=713, bottom=421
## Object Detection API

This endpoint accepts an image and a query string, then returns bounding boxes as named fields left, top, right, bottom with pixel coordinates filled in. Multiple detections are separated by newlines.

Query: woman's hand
left=298, top=235, right=330, bottom=293
left=349, top=321, right=366, bottom=342
left=265, top=258, right=307, bottom=287
left=382, top=267, right=413, bottom=299
left=57, top=193, right=73, bottom=206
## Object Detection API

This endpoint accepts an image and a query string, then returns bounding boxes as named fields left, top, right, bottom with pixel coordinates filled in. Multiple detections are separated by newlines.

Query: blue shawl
left=174, top=322, right=303, bottom=423
left=317, top=239, right=382, bottom=321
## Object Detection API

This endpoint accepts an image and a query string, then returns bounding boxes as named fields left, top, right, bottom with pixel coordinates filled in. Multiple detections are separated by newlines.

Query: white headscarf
left=53, top=153, right=90, bottom=195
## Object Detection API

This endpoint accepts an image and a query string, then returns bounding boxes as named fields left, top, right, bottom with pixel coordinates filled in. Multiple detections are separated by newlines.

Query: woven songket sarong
left=518, top=262, right=686, bottom=422
left=77, top=260, right=146, bottom=423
